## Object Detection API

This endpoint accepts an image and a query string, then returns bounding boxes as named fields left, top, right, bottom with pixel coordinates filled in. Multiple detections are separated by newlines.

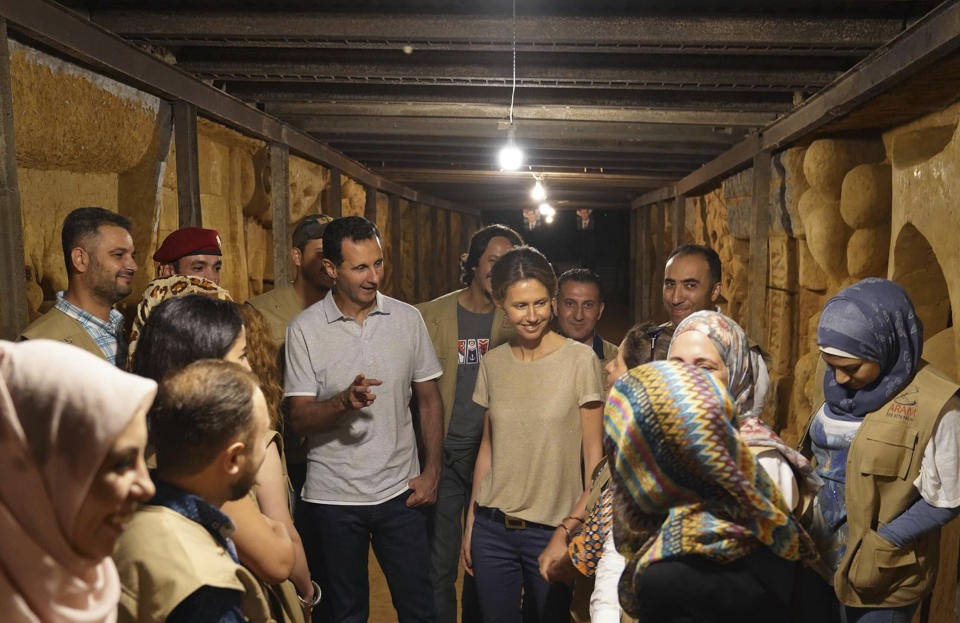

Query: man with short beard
left=247, top=213, right=335, bottom=347
left=416, top=224, right=522, bottom=623
left=113, top=360, right=275, bottom=623
left=19, top=207, right=137, bottom=366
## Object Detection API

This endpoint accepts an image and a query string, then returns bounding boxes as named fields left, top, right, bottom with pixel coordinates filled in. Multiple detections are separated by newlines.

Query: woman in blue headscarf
left=805, top=278, right=960, bottom=623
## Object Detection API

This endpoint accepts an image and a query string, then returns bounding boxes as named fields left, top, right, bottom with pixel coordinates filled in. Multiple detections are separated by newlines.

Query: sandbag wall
left=10, top=40, right=477, bottom=321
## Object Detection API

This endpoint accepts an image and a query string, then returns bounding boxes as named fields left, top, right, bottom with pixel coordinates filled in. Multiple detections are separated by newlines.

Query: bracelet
left=298, top=580, right=322, bottom=609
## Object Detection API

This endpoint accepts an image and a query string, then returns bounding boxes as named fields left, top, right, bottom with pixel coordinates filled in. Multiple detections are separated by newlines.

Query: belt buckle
left=504, top=515, right=526, bottom=530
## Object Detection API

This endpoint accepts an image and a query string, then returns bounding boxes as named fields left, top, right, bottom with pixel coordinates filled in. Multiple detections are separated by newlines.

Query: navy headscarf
left=816, top=278, right=922, bottom=420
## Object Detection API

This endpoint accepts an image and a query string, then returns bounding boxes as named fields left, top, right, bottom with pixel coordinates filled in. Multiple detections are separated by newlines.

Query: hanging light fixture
left=538, top=202, right=555, bottom=217
left=498, top=0, right=524, bottom=171
left=530, top=176, right=546, bottom=201
left=545, top=214, right=554, bottom=224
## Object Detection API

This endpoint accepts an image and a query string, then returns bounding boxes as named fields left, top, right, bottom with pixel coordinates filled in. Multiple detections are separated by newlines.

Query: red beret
left=153, top=227, right=222, bottom=263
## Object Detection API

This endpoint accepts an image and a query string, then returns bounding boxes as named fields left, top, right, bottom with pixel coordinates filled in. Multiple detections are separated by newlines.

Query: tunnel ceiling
left=58, top=0, right=940, bottom=213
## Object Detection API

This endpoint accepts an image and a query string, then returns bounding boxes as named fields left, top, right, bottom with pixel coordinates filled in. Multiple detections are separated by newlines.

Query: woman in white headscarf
left=0, top=339, right=157, bottom=623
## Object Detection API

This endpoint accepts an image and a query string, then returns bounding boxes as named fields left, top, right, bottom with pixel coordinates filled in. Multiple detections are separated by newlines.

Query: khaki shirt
left=247, top=285, right=305, bottom=347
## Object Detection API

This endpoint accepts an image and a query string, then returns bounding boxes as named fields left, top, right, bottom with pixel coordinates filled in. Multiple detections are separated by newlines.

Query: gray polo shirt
left=284, top=291, right=442, bottom=505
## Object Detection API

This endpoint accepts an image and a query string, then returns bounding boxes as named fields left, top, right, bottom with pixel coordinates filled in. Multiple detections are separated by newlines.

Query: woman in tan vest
left=805, top=278, right=960, bottom=623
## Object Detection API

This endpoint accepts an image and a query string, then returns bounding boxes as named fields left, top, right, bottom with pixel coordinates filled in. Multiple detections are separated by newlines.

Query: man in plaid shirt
left=19, top=207, right=137, bottom=367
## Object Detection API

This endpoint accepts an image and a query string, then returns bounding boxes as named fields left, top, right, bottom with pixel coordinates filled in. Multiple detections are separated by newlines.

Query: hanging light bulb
left=499, top=143, right=524, bottom=171
left=530, top=180, right=546, bottom=201
left=538, top=202, right=555, bottom=217
left=545, top=214, right=554, bottom=224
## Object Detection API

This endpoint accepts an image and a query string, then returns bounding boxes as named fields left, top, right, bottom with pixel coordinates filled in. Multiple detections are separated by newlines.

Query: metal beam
left=184, top=60, right=834, bottom=92
left=0, top=0, right=476, bottom=217
left=329, top=136, right=728, bottom=157
left=632, top=0, right=960, bottom=207
left=269, top=143, right=291, bottom=288
left=296, top=117, right=744, bottom=145
left=174, top=101, right=202, bottom=228
left=0, top=18, right=27, bottom=340
left=265, top=102, right=776, bottom=127
left=377, top=169, right=675, bottom=190
left=325, top=168, right=341, bottom=218
left=94, top=12, right=901, bottom=53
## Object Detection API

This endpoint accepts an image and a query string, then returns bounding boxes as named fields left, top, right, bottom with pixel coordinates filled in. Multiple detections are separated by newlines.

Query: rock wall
left=10, top=40, right=469, bottom=331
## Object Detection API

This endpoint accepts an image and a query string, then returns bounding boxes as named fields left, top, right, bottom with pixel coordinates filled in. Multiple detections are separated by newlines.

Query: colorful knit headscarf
left=604, top=360, right=816, bottom=617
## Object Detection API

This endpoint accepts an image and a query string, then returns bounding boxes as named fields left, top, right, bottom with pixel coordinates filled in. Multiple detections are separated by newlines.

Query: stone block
left=288, top=156, right=325, bottom=224
left=797, top=188, right=850, bottom=282
left=725, top=196, right=752, bottom=240
left=846, top=224, right=890, bottom=278
left=798, top=237, right=827, bottom=292
left=768, top=231, right=797, bottom=291
left=772, top=146, right=808, bottom=237
left=788, top=351, right=820, bottom=442
left=803, top=138, right=886, bottom=197
left=341, top=177, right=365, bottom=217
left=840, top=163, right=892, bottom=229
left=765, top=288, right=796, bottom=376
left=723, top=167, right=753, bottom=201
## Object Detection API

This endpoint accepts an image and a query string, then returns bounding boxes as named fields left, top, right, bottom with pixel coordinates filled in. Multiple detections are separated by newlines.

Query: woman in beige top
left=462, top=246, right=604, bottom=623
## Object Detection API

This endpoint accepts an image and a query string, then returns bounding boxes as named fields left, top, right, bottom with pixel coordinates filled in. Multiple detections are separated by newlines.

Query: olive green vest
left=114, top=505, right=274, bottom=622
left=834, top=364, right=958, bottom=607
left=18, top=307, right=104, bottom=359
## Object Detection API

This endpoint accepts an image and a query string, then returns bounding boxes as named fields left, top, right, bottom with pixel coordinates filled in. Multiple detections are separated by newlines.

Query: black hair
left=292, top=214, right=334, bottom=253
left=152, top=359, right=259, bottom=477
left=459, top=224, right=523, bottom=286
left=321, top=216, right=381, bottom=266
left=557, top=268, right=604, bottom=303
left=61, top=207, right=132, bottom=276
left=667, top=244, right=722, bottom=285
left=131, top=294, right=244, bottom=383
left=490, top=245, right=557, bottom=303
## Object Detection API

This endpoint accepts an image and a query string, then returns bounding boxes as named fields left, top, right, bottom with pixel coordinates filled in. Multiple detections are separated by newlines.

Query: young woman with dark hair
left=462, top=246, right=604, bottom=622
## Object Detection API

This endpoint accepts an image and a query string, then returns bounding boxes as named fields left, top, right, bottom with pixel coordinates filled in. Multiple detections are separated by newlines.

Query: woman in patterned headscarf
left=669, top=310, right=822, bottom=512
left=605, top=360, right=816, bottom=622
left=805, top=278, right=960, bottom=623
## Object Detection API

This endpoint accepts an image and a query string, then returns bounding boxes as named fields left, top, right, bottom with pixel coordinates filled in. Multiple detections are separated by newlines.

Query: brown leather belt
left=475, top=504, right=554, bottom=531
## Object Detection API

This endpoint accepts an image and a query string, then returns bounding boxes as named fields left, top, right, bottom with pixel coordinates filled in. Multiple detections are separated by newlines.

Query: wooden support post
left=413, top=202, right=425, bottom=302
left=173, top=100, right=202, bottom=228
left=638, top=207, right=651, bottom=322
left=672, top=194, right=685, bottom=249
left=325, top=167, right=342, bottom=218
left=269, top=143, right=291, bottom=289
left=654, top=202, right=667, bottom=321
left=430, top=206, right=441, bottom=300
left=389, top=195, right=403, bottom=300
left=629, top=208, right=638, bottom=322
left=364, top=184, right=377, bottom=222
left=0, top=19, right=27, bottom=340
left=747, top=151, right=772, bottom=347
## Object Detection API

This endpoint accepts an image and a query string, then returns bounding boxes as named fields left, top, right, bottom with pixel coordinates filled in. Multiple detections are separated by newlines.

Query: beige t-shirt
left=473, top=338, right=604, bottom=526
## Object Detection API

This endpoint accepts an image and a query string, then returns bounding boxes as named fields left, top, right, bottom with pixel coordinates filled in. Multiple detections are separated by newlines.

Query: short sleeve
left=283, top=321, right=318, bottom=397
left=575, top=350, right=605, bottom=407
left=915, top=393, right=960, bottom=508
left=473, top=357, right=490, bottom=408
left=411, top=311, right=442, bottom=383
left=752, top=448, right=800, bottom=511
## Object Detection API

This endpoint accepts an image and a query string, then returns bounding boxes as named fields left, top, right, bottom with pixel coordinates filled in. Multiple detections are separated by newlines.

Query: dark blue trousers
left=470, top=512, right=571, bottom=623
left=304, top=490, right=435, bottom=623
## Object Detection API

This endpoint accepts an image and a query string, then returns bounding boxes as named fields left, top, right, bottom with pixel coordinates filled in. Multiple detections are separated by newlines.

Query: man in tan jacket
left=416, top=224, right=522, bottom=623
left=19, top=207, right=137, bottom=366
left=113, top=360, right=275, bottom=623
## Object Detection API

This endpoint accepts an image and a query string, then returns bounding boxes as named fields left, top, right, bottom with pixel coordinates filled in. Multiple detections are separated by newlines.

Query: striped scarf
left=604, top=360, right=816, bottom=616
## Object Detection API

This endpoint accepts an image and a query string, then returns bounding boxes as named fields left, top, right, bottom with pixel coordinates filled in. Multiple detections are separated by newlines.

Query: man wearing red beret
left=154, top=227, right=223, bottom=284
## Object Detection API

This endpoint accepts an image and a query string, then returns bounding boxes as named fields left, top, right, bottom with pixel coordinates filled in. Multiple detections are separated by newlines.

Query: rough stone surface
left=341, top=177, right=365, bottom=217
left=846, top=224, right=890, bottom=278
left=797, top=188, right=851, bottom=284
left=772, top=146, right=808, bottom=236
left=798, top=237, right=827, bottom=292
left=768, top=231, right=797, bottom=292
left=803, top=138, right=886, bottom=197
left=840, top=163, right=892, bottom=229
left=289, top=156, right=327, bottom=223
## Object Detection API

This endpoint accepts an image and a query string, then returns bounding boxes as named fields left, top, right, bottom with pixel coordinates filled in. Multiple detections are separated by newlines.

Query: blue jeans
left=428, top=447, right=481, bottom=623
left=841, top=603, right=919, bottom=623
left=470, top=512, right=571, bottom=623
left=304, top=490, right=435, bottom=623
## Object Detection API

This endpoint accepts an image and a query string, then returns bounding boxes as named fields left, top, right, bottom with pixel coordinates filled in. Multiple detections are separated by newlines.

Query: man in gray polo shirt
left=285, top=216, right=443, bottom=623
